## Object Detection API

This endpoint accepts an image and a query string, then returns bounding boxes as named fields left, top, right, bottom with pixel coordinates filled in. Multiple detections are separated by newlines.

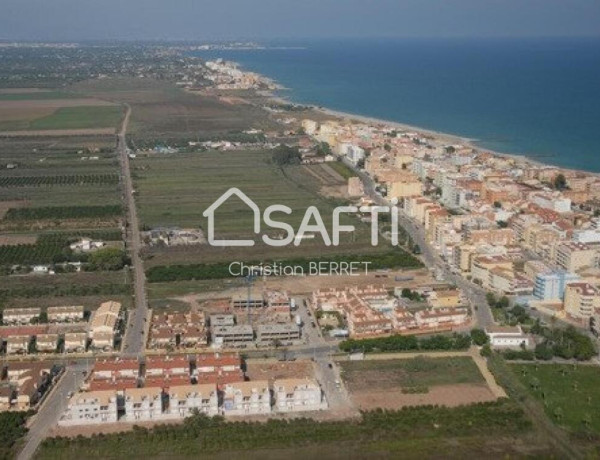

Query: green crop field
left=510, top=363, right=600, bottom=435
left=133, top=149, right=417, bottom=267
left=0, top=91, right=79, bottom=100
left=29, top=105, right=123, bottom=130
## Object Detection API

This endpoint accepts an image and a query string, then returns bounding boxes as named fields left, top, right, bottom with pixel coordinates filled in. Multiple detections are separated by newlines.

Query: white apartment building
left=64, top=332, right=88, bottom=353
left=123, top=387, right=163, bottom=421
left=273, top=378, right=327, bottom=413
left=6, top=335, right=30, bottom=354
left=168, top=384, right=218, bottom=417
left=222, top=381, right=271, bottom=416
left=2, top=308, right=40, bottom=325
left=59, top=390, right=118, bottom=426
left=47, top=305, right=85, bottom=323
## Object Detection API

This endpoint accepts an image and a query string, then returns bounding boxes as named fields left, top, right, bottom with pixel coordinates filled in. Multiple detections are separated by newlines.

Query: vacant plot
left=70, top=78, right=278, bottom=139
left=245, top=360, right=315, bottom=383
left=340, top=357, right=496, bottom=410
left=0, top=91, right=79, bottom=100
left=134, top=149, right=406, bottom=267
left=29, top=106, right=123, bottom=130
left=510, top=363, right=600, bottom=435
left=0, top=98, right=119, bottom=132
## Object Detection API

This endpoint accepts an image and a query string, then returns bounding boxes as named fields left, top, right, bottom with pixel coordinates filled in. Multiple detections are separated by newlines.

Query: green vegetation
left=470, top=328, right=489, bottom=346
left=29, top=106, right=123, bottom=130
left=339, top=332, right=471, bottom=353
left=531, top=322, right=596, bottom=361
left=0, top=91, right=77, bottom=100
left=272, top=144, right=301, bottom=166
left=340, top=356, right=485, bottom=391
left=4, top=205, right=122, bottom=221
left=328, top=160, right=357, bottom=179
left=146, top=249, right=421, bottom=283
left=0, top=411, right=29, bottom=460
left=87, top=247, right=129, bottom=271
left=37, top=401, right=531, bottom=460
left=0, top=174, right=119, bottom=187
left=511, top=363, right=600, bottom=435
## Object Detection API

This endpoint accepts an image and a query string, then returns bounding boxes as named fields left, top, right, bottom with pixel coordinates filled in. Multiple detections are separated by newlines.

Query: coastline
left=259, top=89, right=555, bottom=172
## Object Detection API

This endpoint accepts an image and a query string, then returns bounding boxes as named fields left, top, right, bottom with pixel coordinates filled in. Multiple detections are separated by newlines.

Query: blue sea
left=193, top=38, right=600, bottom=172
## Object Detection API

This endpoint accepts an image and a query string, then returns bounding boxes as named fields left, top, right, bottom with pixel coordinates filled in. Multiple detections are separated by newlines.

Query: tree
left=471, top=328, right=489, bottom=346
left=272, top=145, right=301, bottom=166
left=534, top=343, right=554, bottom=360
left=496, top=296, right=510, bottom=309
left=486, top=292, right=496, bottom=307
left=88, top=248, right=128, bottom=271
left=480, top=343, right=492, bottom=357
left=493, top=201, right=502, bottom=209
left=412, top=244, right=421, bottom=255
left=553, top=173, right=567, bottom=190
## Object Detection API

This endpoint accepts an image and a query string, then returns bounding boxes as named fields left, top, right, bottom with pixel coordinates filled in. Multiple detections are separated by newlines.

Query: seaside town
left=1, top=37, right=600, bottom=460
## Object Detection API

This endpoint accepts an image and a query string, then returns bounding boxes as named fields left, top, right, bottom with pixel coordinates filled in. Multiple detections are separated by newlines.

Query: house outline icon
left=202, top=187, right=260, bottom=246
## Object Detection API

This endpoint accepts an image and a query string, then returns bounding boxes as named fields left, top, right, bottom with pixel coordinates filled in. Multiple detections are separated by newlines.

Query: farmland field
left=133, top=149, right=409, bottom=267
left=510, top=363, right=600, bottom=435
left=69, top=78, right=278, bottom=139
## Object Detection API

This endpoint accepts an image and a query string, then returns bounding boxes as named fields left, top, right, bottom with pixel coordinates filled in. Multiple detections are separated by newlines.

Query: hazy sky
left=2, top=0, right=599, bottom=42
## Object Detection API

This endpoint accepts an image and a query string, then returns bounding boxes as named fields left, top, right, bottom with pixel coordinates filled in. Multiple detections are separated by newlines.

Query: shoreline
left=255, top=87, right=596, bottom=176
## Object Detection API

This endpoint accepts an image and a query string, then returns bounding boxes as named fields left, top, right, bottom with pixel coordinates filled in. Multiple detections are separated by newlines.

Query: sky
left=1, top=0, right=599, bottom=42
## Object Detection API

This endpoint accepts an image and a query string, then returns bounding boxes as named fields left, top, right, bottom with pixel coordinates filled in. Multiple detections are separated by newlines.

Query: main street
left=346, top=159, right=495, bottom=328
left=17, top=362, right=91, bottom=460
left=117, top=105, right=149, bottom=356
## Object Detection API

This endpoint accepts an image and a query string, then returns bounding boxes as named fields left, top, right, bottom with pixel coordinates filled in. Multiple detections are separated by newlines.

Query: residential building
left=222, top=381, right=271, bottom=416
left=211, top=325, right=254, bottom=347
left=168, top=384, right=218, bottom=417
left=533, top=271, right=580, bottom=301
left=255, top=323, right=301, bottom=346
left=554, top=242, right=597, bottom=273
left=564, top=282, right=600, bottom=320
left=64, top=332, right=87, bottom=353
left=36, top=333, right=58, bottom=353
left=123, top=387, right=163, bottom=421
left=59, top=390, right=118, bottom=425
left=273, top=378, right=327, bottom=413
left=47, top=305, right=85, bottom=323
left=2, top=308, right=40, bottom=325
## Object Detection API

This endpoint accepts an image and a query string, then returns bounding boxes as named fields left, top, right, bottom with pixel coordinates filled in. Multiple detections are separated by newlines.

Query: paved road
left=117, top=105, right=149, bottom=357
left=17, top=363, right=90, bottom=460
left=347, top=160, right=495, bottom=328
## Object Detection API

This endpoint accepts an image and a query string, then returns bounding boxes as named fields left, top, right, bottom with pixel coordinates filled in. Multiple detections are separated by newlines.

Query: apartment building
left=273, top=378, right=326, bottom=413
left=47, top=305, right=85, bottom=323
left=168, top=383, right=219, bottom=417
left=193, top=353, right=244, bottom=385
left=64, top=332, right=88, bottom=353
left=256, top=323, right=301, bottom=346
left=533, top=271, right=580, bottom=301
left=2, top=308, right=40, bottom=325
left=36, top=333, right=58, bottom=353
left=211, top=325, right=254, bottom=347
left=5, top=362, right=53, bottom=411
left=88, top=301, right=121, bottom=350
left=470, top=255, right=513, bottom=289
left=414, top=308, right=469, bottom=329
left=6, top=335, right=30, bottom=354
left=123, top=387, right=163, bottom=421
left=60, top=390, right=118, bottom=425
left=222, top=381, right=271, bottom=416
left=554, top=242, right=597, bottom=273
left=564, top=282, right=600, bottom=320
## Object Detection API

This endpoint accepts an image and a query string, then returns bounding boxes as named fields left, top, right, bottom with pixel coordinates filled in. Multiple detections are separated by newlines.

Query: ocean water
left=193, top=38, right=600, bottom=172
